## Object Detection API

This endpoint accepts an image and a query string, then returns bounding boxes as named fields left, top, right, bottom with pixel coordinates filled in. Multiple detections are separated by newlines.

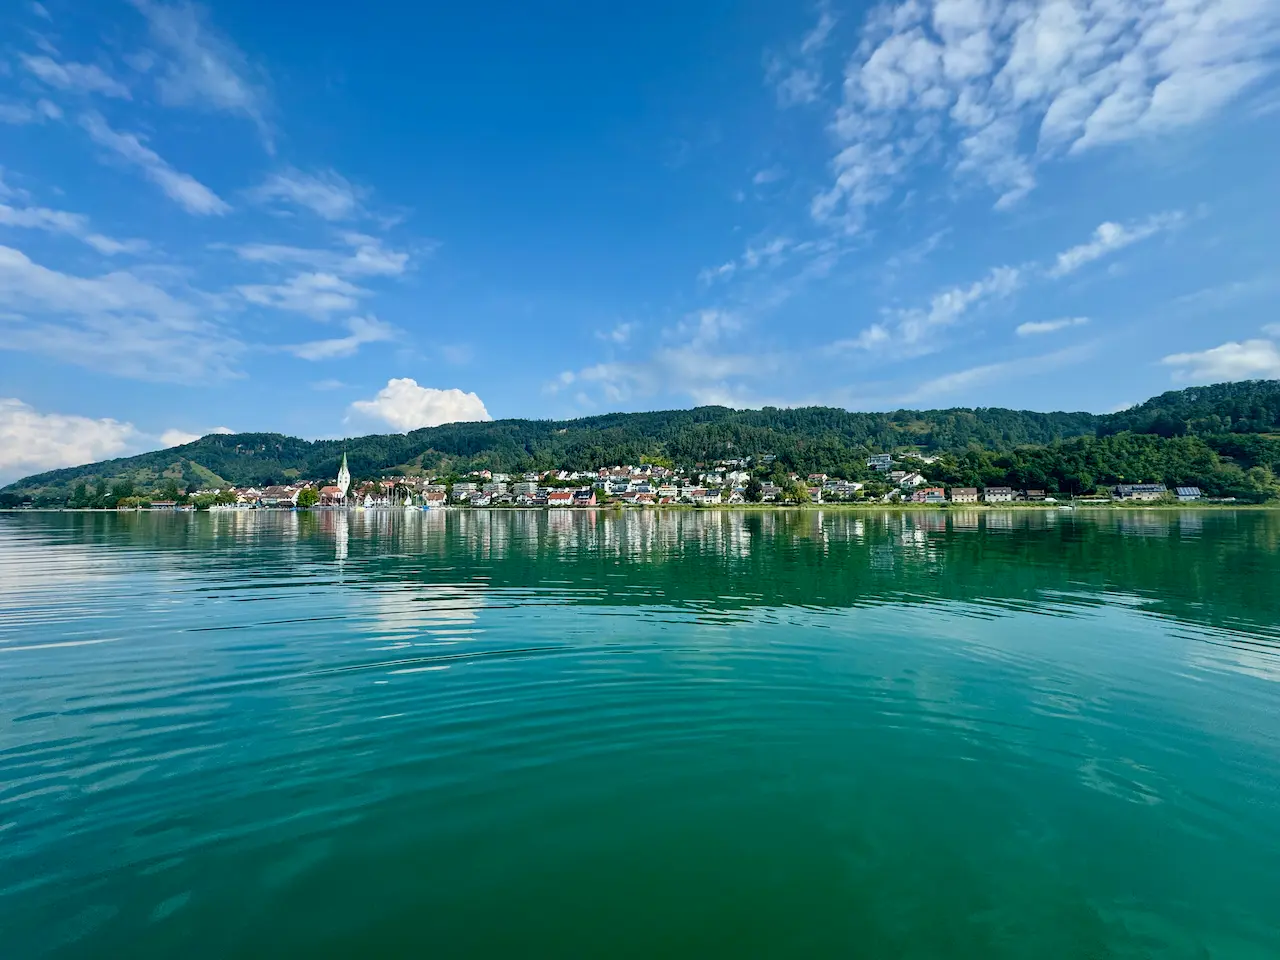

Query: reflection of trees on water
left=6, top=508, right=1278, bottom=644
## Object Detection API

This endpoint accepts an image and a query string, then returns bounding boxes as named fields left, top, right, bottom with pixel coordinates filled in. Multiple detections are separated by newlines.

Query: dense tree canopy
left=4, top=380, right=1279, bottom=506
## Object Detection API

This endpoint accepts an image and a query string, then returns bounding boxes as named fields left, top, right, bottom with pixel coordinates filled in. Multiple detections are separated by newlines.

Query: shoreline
left=5, top=502, right=1278, bottom=514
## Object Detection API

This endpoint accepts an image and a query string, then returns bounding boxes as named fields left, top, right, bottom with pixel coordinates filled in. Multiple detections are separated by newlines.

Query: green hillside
left=4, top=380, right=1280, bottom=505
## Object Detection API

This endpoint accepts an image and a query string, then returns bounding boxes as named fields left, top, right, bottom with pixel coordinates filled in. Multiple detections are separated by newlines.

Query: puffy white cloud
left=1047, top=213, right=1181, bottom=277
left=159, top=428, right=200, bottom=447
left=159, top=425, right=232, bottom=447
left=20, top=54, right=131, bottom=98
left=289, top=315, right=396, bottom=360
left=811, top=0, right=1280, bottom=226
left=350, top=378, right=492, bottom=431
left=130, top=0, right=271, bottom=142
left=251, top=168, right=363, bottom=220
left=237, top=271, right=364, bottom=316
left=81, top=112, right=229, bottom=215
left=0, top=398, right=138, bottom=483
left=1161, top=339, right=1280, bottom=382
left=1017, top=316, right=1089, bottom=336
left=0, top=201, right=145, bottom=255
left=0, top=244, right=243, bottom=382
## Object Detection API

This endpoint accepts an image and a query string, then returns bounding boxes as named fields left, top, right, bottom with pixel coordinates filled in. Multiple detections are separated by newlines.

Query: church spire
left=337, top=452, right=351, bottom=500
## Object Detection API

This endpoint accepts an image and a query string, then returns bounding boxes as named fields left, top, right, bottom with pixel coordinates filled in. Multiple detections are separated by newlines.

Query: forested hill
left=4, top=380, right=1280, bottom=503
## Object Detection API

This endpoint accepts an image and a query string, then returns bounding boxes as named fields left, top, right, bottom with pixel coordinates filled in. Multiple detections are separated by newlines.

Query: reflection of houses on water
left=1176, top=511, right=1204, bottom=537
left=950, top=511, right=980, bottom=531
left=1115, top=512, right=1172, bottom=538
left=985, top=511, right=1015, bottom=531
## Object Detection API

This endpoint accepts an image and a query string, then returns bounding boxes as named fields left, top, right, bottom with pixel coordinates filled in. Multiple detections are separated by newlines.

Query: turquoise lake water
left=1, top=508, right=1279, bottom=957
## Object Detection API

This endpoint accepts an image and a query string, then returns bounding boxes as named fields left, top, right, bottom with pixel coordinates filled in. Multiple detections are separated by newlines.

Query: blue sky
left=1, top=0, right=1278, bottom=481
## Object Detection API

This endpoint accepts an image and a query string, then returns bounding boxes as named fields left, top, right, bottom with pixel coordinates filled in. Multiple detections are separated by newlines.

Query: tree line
left=3, top=380, right=1278, bottom=506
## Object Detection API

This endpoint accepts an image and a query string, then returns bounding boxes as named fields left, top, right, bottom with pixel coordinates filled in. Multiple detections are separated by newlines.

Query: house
left=453, top=482, right=477, bottom=495
left=899, top=473, right=928, bottom=489
left=482, top=481, right=507, bottom=495
left=547, top=491, right=574, bottom=507
left=423, top=484, right=447, bottom=494
left=320, top=485, right=344, bottom=505
left=260, top=485, right=299, bottom=507
left=697, top=490, right=722, bottom=505
left=1115, top=483, right=1168, bottom=501
left=867, top=454, right=894, bottom=472
left=573, top=489, right=597, bottom=507
left=1023, top=489, right=1047, bottom=501
left=913, top=487, right=947, bottom=503
left=949, top=487, right=979, bottom=503
left=807, top=487, right=824, bottom=502
left=808, top=474, right=829, bottom=484
left=728, top=491, right=745, bottom=504
left=149, top=500, right=179, bottom=510
left=423, top=491, right=447, bottom=508
left=1176, top=486, right=1203, bottom=501
left=658, top=484, right=679, bottom=500
left=470, top=494, right=492, bottom=507
left=760, top=484, right=782, bottom=502
left=983, top=486, right=1014, bottom=503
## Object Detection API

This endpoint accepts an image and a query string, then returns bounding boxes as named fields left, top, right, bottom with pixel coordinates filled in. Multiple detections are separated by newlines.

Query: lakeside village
left=120, top=453, right=1216, bottom=512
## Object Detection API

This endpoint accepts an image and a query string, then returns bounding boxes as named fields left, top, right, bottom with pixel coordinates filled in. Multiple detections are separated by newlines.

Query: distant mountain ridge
left=4, top=380, right=1279, bottom=503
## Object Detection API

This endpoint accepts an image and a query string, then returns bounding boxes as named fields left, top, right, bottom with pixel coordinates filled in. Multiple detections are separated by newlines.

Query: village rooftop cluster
left=176, top=454, right=1210, bottom=511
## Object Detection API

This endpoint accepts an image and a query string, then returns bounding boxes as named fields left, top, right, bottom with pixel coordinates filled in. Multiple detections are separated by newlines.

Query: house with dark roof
left=1115, top=484, right=1168, bottom=501
left=1175, top=486, right=1203, bottom=501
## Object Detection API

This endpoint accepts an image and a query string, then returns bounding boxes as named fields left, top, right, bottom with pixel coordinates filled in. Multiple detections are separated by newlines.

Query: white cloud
left=752, top=166, right=786, bottom=185
left=252, top=168, right=363, bottom=220
left=551, top=309, right=782, bottom=408
left=1161, top=339, right=1280, bottom=382
left=1016, top=316, right=1089, bottom=336
left=289, top=315, right=396, bottom=360
left=159, top=425, right=233, bottom=447
left=811, top=0, right=1280, bottom=226
left=898, top=264, right=1021, bottom=345
left=160, top=428, right=200, bottom=447
left=350, top=378, right=491, bottom=431
left=227, top=232, right=408, bottom=277
left=311, top=378, right=346, bottom=391
left=237, top=271, right=364, bottom=316
left=597, top=321, right=634, bottom=344
left=0, top=398, right=138, bottom=483
left=0, top=99, right=62, bottom=125
left=1264, top=324, right=1280, bottom=337
left=697, top=260, right=736, bottom=285
left=130, top=0, right=271, bottom=142
left=901, top=344, right=1095, bottom=403
left=766, top=3, right=838, bottom=106
left=20, top=54, right=131, bottom=98
left=0, top=202, right=145, bottom=255
left=31, top=2, right=52, bottom=20
left=81, top=112, right=229, bottom=215
left=0, top=244, right=242, bottom=382
left=1047, top=213, right=1182, bottom=277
